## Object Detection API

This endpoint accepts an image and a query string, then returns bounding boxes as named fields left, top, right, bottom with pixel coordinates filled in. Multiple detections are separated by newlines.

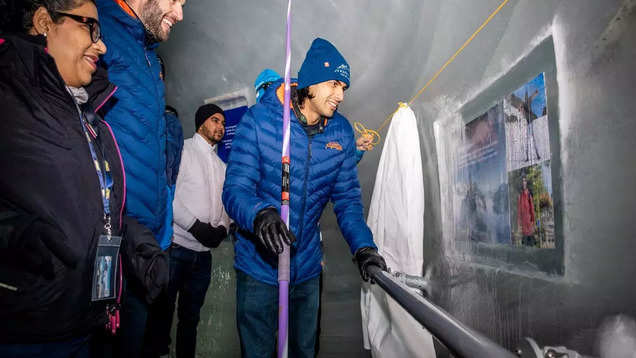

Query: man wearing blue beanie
left=223, top=38, right=387, bottom=357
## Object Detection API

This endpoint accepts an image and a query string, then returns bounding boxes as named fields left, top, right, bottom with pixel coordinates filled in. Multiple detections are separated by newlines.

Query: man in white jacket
left=153, top=103, right=231, bottom=358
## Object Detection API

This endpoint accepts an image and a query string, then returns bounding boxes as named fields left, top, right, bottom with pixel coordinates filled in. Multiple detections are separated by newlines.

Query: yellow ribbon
left=353, top=0, right=510, bottom=146
left=353, top=122, right=381, bottom=146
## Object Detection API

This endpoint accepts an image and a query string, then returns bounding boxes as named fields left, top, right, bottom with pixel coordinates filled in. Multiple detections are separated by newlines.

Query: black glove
left=188, top=219, right=227, bottom=248
left=145, top=251, right=169, bottom=303
left=253, top=207, right=295, bottom=256
left=122, top=217, right=168, bottom=304
left=2, top=219, right=79, bottom=279
left=354, top=247, right=387, bottom=282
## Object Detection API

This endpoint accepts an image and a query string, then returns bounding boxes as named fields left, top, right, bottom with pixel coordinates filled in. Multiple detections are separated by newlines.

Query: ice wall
left=416, top=1, right=636, bottom=355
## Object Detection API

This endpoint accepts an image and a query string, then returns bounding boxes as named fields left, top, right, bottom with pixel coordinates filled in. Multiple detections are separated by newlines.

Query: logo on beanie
left=334, top=63, right=350, bottom=81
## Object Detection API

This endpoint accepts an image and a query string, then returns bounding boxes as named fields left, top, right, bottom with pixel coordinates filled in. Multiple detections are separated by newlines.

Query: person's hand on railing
left=354, top=247, right=387, bottom=282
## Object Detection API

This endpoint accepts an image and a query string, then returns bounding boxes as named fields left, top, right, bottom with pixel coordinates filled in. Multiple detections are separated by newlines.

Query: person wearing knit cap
left=253, top=66, right=372, bottom=163
left=223, top=38, right=386, bottom=358
left=151, top=102, right=231, bottom=358
left=194, top=103, right=225, bottom=133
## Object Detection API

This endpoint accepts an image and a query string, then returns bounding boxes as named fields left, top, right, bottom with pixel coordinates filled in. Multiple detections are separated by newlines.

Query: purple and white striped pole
left=278, top=0, right=292, bottom=357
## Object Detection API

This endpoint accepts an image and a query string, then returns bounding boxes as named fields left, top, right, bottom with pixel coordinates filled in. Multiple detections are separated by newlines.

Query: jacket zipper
left=144, top=50, right=152, bottom=68
left=293, top=130, right=312, bottom=282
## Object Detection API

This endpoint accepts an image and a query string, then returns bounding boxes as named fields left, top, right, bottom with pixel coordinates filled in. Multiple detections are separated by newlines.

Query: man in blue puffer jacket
left=223, top=38, right=387, bottom=358
left=95, top=0, right=184, bottom=356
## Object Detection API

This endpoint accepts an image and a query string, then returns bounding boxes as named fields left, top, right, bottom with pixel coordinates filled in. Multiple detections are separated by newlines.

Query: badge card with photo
left=91, top=235, right=122, bottom=301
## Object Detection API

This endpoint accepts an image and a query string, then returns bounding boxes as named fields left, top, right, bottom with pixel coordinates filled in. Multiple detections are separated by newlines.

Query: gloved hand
left=2, top=219, right=79, bottom=279
left=253, top=207, right=295, bottom=256
left=144, top=251, right=169, bottom=303
left=188, top=219, right=227, bottom=248
left=122, top=216, right=169, bottom=304
left=354, top=247, right=387, bottom=282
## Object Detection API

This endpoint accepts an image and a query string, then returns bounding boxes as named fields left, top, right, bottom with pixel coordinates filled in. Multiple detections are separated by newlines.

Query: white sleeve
left=173, top=146, right=198, bottom=230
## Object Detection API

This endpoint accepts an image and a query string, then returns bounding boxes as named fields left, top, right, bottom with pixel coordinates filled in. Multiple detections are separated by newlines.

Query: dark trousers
left=117, top=278, right=149, bottom=358
left=236, top=270, right=320, bottom=358
left=147, top=244, right=212, bottom=358
left=0, top=335, right=90, bottom=358
left=315, top=271, right=324, bottom=356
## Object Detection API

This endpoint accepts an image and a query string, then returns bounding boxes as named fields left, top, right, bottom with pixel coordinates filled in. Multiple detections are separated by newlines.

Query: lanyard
left=79, top=105, right=114, bottom=235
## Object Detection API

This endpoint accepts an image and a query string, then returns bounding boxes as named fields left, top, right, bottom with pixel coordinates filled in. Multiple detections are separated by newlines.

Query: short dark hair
left=0, top=0, right=94, bottom=34
left=293, top=86, right=314, bottom=107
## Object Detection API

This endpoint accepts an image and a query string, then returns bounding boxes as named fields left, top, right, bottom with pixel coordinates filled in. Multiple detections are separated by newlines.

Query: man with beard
left=223, top=38, right=387, bottom=357
left=150, top=104, right=230, bottom=358
left=95, top=0, right=184, bottom=356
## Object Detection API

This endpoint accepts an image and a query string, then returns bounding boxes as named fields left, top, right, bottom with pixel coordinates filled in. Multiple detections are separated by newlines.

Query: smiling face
left=139, top=0, right=185, bottom=42
left=32, top=1, right=106, bottom=87
left=301, top=79, right=347, bottom=125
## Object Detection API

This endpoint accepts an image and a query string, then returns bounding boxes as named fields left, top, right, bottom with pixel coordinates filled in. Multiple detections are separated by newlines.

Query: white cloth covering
left=361, top=104, right=435, bottom=358
left=172, top=133, right=231, bottom=252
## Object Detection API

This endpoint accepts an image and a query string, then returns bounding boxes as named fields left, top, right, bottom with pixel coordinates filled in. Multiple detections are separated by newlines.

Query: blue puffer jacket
left=223, top=80, right=376, bottom=285
left=97, top=0, right=172, bottom=249
left=166, top=110, right=184, bottom=187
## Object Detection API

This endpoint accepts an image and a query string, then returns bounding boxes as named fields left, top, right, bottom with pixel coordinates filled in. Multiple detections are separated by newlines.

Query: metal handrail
left=367, top=265, right=518, bottom=358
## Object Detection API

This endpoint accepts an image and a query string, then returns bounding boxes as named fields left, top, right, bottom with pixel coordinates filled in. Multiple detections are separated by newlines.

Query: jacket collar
left=261, top=78, right=292, bottom=108
left=0, top=33, right=63, bottom=89
left=193, top=133, right=218, bottom=154
left=264, top=79, right=330, bottom=132
left=99, top=0, right=159, bottom=49
left=88, top=66, right=118, bottom=111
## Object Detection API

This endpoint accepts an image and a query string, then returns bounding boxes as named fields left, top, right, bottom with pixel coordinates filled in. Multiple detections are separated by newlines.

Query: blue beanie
left=254, top=69, right=281, bottom=102
left=298, top=38, right=350, bottom=89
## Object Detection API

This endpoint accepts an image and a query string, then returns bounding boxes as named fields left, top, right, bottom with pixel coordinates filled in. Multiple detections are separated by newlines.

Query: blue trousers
left=236, top=270, right=319, bottom=358
left=147, top=244, right=212, bottom=358
left=0, top=335, right=90, bottom=358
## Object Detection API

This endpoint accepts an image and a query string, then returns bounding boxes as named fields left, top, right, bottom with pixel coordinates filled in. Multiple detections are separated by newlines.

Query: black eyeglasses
left=53, top=12, right=102, bottom=43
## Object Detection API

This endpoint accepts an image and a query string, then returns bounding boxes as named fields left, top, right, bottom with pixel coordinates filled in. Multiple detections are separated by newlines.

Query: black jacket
left=0, top=34, right=166, bottom=343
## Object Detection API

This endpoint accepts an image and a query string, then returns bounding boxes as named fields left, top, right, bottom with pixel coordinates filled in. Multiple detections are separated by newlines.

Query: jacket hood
left=0, top=33, right=64, bottom=90
left=260, top=78, right=296, bottom=109
left=0, top=33, right=117, bottom=109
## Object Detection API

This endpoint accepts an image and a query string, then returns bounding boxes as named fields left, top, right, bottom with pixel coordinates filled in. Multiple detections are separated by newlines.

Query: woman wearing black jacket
left=0, top=1, right=167, bottom=356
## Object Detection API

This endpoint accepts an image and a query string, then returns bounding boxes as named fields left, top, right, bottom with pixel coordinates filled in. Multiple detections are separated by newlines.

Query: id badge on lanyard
left=79, top=106, right=122, bottom=302
left=91, top=232, right=121, bottom=301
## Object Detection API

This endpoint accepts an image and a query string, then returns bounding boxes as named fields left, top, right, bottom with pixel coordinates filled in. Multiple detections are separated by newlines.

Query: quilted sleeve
left=330, top=125, right=376, bottom=254
left=222, top=107, right=272, bottom=232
